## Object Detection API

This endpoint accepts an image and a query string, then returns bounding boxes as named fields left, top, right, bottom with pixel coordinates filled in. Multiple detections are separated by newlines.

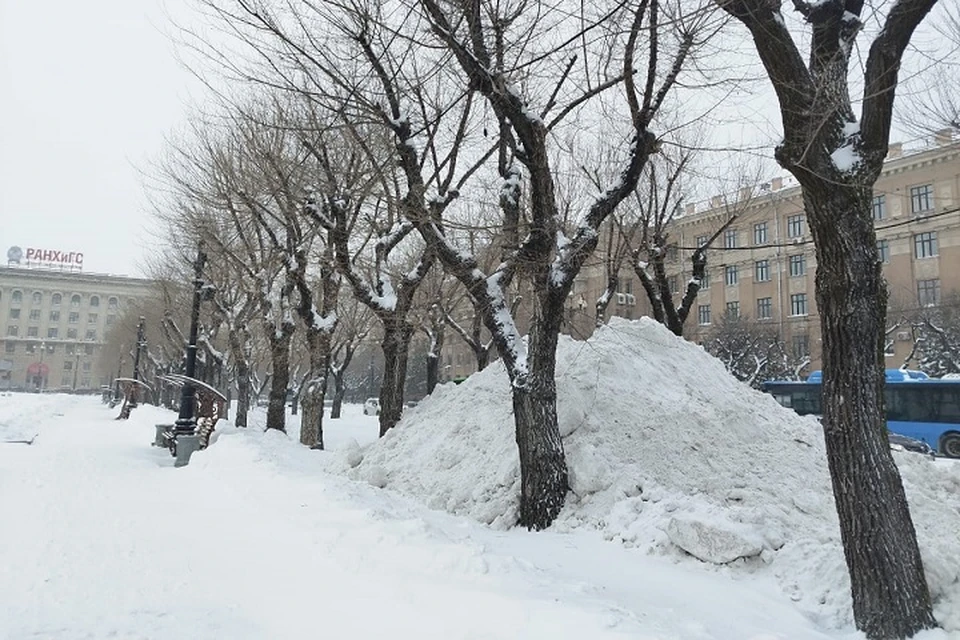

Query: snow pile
left=345, top=316, right=960, bottom=631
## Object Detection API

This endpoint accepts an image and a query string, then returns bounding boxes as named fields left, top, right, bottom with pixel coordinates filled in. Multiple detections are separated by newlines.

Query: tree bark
left=513, top=309, right=568, bottom=530
left=266, top=335, right=291, bottom=432
left=379, top=319, right=413, bottom=436
left=299, top=329, right=333, bottom=449
left=806, top=186, right=935, bottom=639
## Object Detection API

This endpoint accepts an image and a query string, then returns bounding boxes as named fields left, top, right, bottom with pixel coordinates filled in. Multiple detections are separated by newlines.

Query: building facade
left=0, top=263, right=153, bottom=391
left=564, top=133, right=960, bottom=372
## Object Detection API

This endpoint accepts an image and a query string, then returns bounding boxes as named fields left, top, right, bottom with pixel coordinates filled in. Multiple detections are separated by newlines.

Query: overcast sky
left=0, top=0, right=199, bottom=277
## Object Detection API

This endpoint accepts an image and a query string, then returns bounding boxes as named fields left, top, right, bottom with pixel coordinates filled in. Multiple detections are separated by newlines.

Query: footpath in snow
left=0, top=393, right=872, bottom=640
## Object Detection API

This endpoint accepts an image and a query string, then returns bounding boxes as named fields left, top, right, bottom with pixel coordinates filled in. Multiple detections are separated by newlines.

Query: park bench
left=154, top=374, right=228, bottom=454
left=114, top=378, right=153, bottom=420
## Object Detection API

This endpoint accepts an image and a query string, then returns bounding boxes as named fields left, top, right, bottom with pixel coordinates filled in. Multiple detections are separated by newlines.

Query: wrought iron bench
left=114, top=378, right=153, bottom=420
left=154, top=375, right=228, bottom=454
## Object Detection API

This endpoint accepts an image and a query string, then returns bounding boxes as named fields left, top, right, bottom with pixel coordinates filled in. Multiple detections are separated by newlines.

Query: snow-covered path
left=0, top=395, right=859, bottom=639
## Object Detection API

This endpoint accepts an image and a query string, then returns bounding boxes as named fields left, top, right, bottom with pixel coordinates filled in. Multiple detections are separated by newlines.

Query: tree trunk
left=378, top=319, right=413, bottom=437
left=512, top=318, right=568, bottom=530
left=807, top=186, right=935, bottom=639
left=266, top=336, right=290, bottom=432
left=235, top=358, right=250, bottom=428
left=299, top=330, right=332, bottom=449
left=331, top=371, right=345, bottom=419
left=426, top=353, right=439, bottom=394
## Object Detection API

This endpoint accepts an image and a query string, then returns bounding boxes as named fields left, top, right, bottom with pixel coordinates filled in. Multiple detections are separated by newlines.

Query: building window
left=108, top=297, right=119, bottom=311
left=877, top=239, right=890, bottom=263
left=63, top=361, right=73, bottom=371
left=27, top=326, right=38, bottom=338
left=788, top=254, right=806, bottom=277
left=106, top=315, right=116, bottom=326
left=757, top=297, right=773, bottom=319
left=47, top=328, right=58, bottom=339
left=52, top=293, right=61, bottom=307
left=754, top=222, right=768, bottom=245
left=90, top=295, right=100, bottom=308
left=6, top=326, right=17, bottom=337
left=696, top=235, right=708, bottom=248
left=84, top=345, right=95, bottom=356
left=9, top=308, right=20, bottom=320
left=32, top=291, right=42, bottom=305
left=725, top=301, right=740, bottom=318
left=80, top=378, right=90, bottom=388
left=918, top=279, right=940, bottom=307
left=914, top=231, right=938, bottom=258
left=698, top=304, right=711, bottom=325
left=85, top=330, right=97, bottom=341
left=88, top=313, right=98, bottom=324
left=82, top=361, right=91, bottom=372
left=790, top=293, right=808, bottom=316
left=66, top=344, right=76, bottom=355
left=69, top=312, right=79, bottom=324
left=4, top=342, right=14, bottom=353
left=724, top=265, right=739, bottom=286
left=755, top=260, right=770, bottom=282
left=792, top=334, right=810, bottom=358
left=787, top=214, right=804, bottom=238
left=67, top=327, right=78, bottom=339
left=45, top=344, right=54, bottom=355
left=49, top=310, right=59, bottom=322
left=724, top=229, right=738, bottom=249
left=70, top=294, right=81, bottom=309
left=910, top=184, right=934, bottom=214
left=872, top=194, right=886, bottom=221
left=11, top=290, right=22, bottom=305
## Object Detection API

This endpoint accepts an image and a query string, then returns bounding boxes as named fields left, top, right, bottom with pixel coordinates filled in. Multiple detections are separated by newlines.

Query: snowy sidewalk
left=0, top=395, right=857, bottom=639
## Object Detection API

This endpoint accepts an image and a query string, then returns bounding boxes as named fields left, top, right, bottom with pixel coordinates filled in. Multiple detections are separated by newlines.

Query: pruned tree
left=329, top=298, right=373, bottom=418
left=715, top=0, right=941, bottom=634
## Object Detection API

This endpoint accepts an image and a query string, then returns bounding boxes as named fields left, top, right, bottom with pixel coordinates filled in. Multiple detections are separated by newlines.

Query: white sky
left=0, top=0, right=199, bottom=277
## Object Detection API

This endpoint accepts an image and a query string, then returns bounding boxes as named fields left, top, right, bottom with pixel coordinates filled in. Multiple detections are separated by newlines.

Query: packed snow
left=1, top=316, right=958, bottom=639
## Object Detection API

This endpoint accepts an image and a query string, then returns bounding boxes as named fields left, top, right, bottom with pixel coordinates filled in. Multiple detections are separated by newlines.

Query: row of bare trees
left=128, top=0, right=952, bottom=635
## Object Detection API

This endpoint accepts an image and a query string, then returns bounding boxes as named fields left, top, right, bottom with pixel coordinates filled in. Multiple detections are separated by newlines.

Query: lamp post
left=113, top=346, right=124, bottom=404
left=172, top=243, right=207, bottom=466
left=128, top=317, right=146, bottom=410
left=72, top=353, right=80, bottom=390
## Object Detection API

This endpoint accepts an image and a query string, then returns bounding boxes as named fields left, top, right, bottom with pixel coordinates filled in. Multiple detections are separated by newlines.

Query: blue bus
left=761, top=369, right=960, bottom=458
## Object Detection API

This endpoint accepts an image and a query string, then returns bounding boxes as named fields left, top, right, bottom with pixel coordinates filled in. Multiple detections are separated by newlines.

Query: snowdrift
left=344, top=317, right=960, bottom=631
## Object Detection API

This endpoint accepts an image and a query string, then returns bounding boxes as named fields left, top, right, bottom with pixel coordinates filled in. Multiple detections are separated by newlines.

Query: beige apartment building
left=0, top=260, right=153, bottom=391
left=563, top=133, right=960, bottom=372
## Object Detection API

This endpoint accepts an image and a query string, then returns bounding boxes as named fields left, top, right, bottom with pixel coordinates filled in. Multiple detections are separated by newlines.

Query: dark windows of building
left=9, top=308, right=20, bottom=320
left=47, top=328, right=58, bottom=339
left=787, top=214, right=804, bottom=238
left=51, top=293, right=62, bottom=307
left=70, top=294, right=81, bottom=309
left=85, top=330, right=97, bottom=341
left=872, top=194, right=886, bottom=221
left=753, top=222, right=768, bottom=245
left=788, top=254, right=806, bottom=277
left=4, top=342, right=14, bottom=353
left=910, top=184, right=934, bottom=214
left=914, top=231, right=938, bottom=258
left=792, top=334, right=810, bottom=358
left=84, top=345, right=95, bottom=356
left=724, top=265, right=739, bottom=286
left=88, top=313, right=98, bottom=324
left=877, top=239, right=890, bottom=263
left=725, top=301, right=740, bottom=318
left=11, top=290, right=22, bottom=305
left=754, top=260, right=770, bottom=282
left=757, top=297, right=773, bottom=319
left=67, top=329, right=78, bottom=340
left=918, top=279, right=941, bottom=307
left=5, top=326, right=17, bottom=337
left=63, top=361, right=73, bottom=371
left=724, top=229, right=739, bottom=249
left=48, top=310, right=59, bottom=322
left=698, top=304, right=711, bottom=325
left=790, top=293, right=808, bottom=316
left=27, top=326, right=38, bottom=338
left=90, top=295, right=100, bottom=307
left=32, top=291, right=42, bottom=305
left=69, top=312, right=79, bottom=323
left=108, top=297, right=119, bottom=311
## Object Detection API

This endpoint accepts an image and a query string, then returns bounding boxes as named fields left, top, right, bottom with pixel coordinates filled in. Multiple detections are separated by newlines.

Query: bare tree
left=329, top=299, right=373, bottom=418
left=704, top=313, right=810, bottom=387
left=715, top=0, right=940, bottom=634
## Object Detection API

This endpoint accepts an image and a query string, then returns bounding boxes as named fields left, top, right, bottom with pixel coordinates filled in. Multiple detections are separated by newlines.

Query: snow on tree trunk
left=379, top=319, right=413, bottom=437
left=807, top=187, right=935, bottom=639
left=512, top=318, right=568, bottom=530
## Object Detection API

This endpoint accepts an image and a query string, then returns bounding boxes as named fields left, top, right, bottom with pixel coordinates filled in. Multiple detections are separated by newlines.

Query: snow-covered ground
left=1, top=317, right=957, bottom=639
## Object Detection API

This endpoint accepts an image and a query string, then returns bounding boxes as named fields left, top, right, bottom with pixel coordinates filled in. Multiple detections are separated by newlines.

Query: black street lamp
left=129, top=317, right=146, bottom=410
left=171, top=243, right=208, bottom=466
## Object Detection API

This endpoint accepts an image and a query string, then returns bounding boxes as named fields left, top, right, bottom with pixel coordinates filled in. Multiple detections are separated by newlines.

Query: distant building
left=0, top=261, right=153, bottom=391
left=565, top=133, right=960, bottom=372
